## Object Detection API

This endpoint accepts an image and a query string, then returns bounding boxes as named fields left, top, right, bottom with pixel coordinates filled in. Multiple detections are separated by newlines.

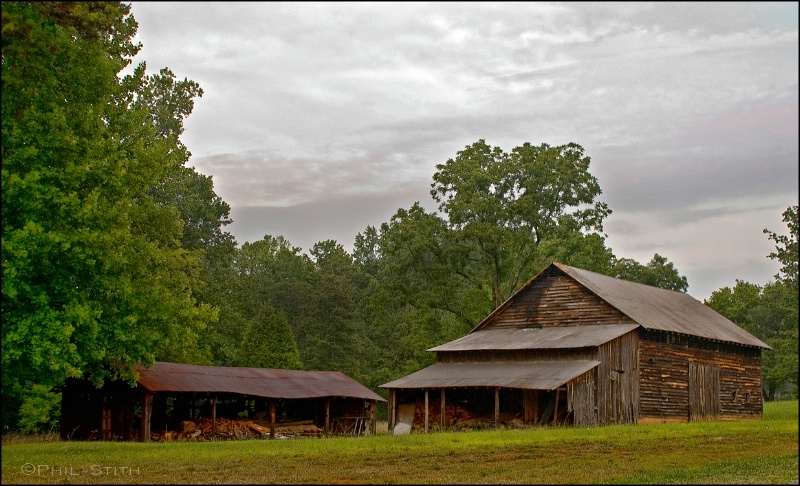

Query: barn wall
left=593, top=332, right=639, bottom=426
left=484, top=272, right=637, bottom=329
left=436, top=331, right=640, bottom=427
left=638, top=330, right=763, bottom=422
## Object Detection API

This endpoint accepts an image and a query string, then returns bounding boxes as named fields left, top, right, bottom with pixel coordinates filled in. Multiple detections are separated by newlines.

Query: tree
left=2, top=2, right=215, bottom=428
left=764, top=205, right=798, bottom=287
left=611, top=254, right=689, bottom=292
left=235, top=303, right=302, bottom=370
left=431, top=140, right=612, bottom=307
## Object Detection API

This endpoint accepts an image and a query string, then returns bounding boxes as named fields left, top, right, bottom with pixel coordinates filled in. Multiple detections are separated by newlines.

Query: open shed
left=60, top=361, right=385, bottom=441
left=381, top=262, right=771, bottom=433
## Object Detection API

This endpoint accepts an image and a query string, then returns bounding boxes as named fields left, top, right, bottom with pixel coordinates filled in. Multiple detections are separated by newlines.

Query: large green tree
left=2, top=2, right=216, bottom=428
left=431, top=140, right=612, bottom=307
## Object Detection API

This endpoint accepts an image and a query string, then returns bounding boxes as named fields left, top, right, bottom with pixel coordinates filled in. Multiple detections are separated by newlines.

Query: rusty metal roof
left=428, top=324, right=639, bottom=352
left=552, top=263, right=770, bottom=349
left=134, top=362, right=385, bottom=401
left=380, top=360, right=600, bottom=390
left=471, top=262, right=769, bottom=349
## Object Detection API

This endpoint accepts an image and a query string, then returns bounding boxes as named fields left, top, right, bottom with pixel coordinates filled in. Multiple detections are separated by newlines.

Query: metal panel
left=554, top=263, right=770, bottom=349
left=380, top=360, right=600, bottom=390
left=428, top=324, right=639, bottom=351
left=134, top=362, right=385, bottom=401
left=470, top=262, right=770, bottom=349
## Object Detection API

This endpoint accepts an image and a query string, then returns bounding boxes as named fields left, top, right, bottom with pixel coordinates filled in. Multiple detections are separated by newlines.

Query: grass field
left=2, top=400, right=797, bottom=484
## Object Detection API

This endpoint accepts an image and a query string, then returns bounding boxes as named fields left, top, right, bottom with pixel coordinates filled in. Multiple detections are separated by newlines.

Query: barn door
left=689, top=362, right=720, bottom=421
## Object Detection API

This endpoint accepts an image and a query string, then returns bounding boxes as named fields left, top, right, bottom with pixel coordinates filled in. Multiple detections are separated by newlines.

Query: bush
left=18, top=384, right=60, bottom=433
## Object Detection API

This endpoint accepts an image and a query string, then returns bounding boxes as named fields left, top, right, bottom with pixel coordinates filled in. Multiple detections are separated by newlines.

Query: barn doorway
left=688, top=362, right=720, bottom=421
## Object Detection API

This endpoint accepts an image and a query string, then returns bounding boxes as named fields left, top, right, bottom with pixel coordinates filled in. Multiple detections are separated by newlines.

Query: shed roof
left=429, top=324, right=639, bottom=352
left=473, top=262, right=770, bottom=349
left=380, top=360, right=600, bottom=390
left=134, top=362, right=385, bottom=401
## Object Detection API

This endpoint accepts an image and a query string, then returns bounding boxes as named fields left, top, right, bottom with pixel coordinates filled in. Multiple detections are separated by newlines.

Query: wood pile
left=411, top=401, right=473, bottom=431
left=411, top=401, right=524, bottom=431
left=150, top=418, right=324, bottom=441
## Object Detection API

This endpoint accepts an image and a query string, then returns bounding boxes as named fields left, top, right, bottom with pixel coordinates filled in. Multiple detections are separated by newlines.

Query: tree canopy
left=2, top=1, right=222, bottom=428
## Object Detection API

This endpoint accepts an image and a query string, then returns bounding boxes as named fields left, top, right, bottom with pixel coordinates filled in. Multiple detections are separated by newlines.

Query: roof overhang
left=428, top=324, right=639, bottom=352
left=135, top=362, right=385, bottom=402
left=379, top=360, right=600, bottom=390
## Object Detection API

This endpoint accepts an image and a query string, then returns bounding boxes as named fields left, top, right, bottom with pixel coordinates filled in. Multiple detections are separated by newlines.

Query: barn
left=380, top=262, right=771, bottom=433
left=60, top=361, right=385, bottom=441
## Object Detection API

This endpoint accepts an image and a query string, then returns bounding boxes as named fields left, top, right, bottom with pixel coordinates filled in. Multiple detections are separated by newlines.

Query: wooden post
left=212, top=396, right=218, bottom=434
left=494, top=388, right=500, bottom=428
left=552, top=388, right=559, bottom=427
left=440, top=388, right=446, bottom=430
left=269, top=399, right=276, bottom=440
left=324, top=398, right=331, bottom=436
left=368, top=400, right=377, bottom=435
left=388, top=390, right=395, bottom=433
left=140, top=391, right=152, bottom=442
left=424, top=389, right=429, bottom=433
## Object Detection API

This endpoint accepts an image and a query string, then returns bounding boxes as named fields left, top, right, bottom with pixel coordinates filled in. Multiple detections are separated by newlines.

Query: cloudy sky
left=126, top=2, right=798, bottom=301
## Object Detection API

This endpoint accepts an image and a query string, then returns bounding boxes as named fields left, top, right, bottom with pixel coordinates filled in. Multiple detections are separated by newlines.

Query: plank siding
left=485, top=274, right=636, bottom=329
left=638, top=330, right=763, bottom=422
left=436, top=331, right=640, bottom=427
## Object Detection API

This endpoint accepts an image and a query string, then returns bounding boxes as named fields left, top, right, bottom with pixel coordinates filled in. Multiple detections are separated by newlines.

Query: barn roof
left=380, top=360, right=600, bottom=390
left=134, top=362, right=385, bottom=401
left=428, top=324, right=639, bottom=352
left=472, top=262, right=770, bottom=349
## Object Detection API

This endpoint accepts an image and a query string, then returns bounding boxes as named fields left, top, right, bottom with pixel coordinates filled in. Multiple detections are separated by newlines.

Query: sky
left=125, top=2, right=798, bottom=302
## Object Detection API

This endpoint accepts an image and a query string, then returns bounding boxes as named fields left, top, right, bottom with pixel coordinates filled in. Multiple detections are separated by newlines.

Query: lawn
left=2, top=400, right=797, bottom=484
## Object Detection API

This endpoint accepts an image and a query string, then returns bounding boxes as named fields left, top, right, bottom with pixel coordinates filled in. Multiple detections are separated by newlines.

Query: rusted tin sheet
left=428, top=324, right=639, bottom=352
left=134, top=362, right=385, bottom=401
left=380, top=360, right=600, bottom=390
left=553, top=263, right=770, bottom=349
left=472, top=262, right=769, bottom=349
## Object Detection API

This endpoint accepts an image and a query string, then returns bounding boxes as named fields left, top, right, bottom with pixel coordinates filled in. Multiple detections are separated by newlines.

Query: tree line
left=2, top=2, right=796, bottom=432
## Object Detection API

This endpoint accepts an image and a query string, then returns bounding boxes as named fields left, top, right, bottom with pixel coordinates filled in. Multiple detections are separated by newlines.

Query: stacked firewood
left=411, top=401, right=474, bottom=431
left=410, top=401, right=524, bottom=431
left=150, top=418, right=324, bottom=441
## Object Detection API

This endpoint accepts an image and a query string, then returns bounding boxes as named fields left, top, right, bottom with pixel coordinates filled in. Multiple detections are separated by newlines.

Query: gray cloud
left=130, top=2, right=798, bottom=300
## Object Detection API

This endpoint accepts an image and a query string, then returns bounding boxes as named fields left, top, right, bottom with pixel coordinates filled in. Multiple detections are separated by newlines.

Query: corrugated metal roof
left=380, top=360, right=600, bottom=390
left=134, top=362, right=385, bottom=401
left=471, top=262, right=770, bottom=349
left=428, top=324, right=639, bottom=352
left=552, top=263, right=771, bottom=349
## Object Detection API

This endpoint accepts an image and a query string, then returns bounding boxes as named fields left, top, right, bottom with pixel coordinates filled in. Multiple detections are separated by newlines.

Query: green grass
left=2, top=401, right=797, bottom=484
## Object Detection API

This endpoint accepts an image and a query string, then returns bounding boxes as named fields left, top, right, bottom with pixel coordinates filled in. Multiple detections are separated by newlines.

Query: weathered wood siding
left=436, top=330, right=639, bottom=427
left=485, top=272, right=637, bottom=329
left=638, top=330, right=763, bottom=422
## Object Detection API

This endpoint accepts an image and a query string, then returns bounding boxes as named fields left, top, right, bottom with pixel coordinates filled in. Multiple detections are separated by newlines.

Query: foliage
left=431, top=139, right=612, bottom=307
left=17, top=385, right=60, bottom=434
left=611, top=253, right=689, bottom=292
left=2, top=1, right=217, bottom=429
left=235, top=303, right=302, bottom=369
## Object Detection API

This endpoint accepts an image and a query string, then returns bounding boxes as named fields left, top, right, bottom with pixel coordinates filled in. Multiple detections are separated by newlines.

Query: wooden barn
left=381, top=262, right=771, bottom=433
left=60, top=362, right=385, bottom=441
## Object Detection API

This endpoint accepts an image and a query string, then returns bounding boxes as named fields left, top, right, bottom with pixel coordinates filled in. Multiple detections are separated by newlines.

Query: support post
left=552, top=388, right=560, bottom=427
left=368, top=401, right=377, bottom=435
left=324, top=398, right=331, bottom=436
left=140, top=391, right=152, bottom=443
left=388, top=389, right=396, bottom=433
left=424, top=389, right=429, bottom=433
left=269, top=399, right=276, bottom=440
left=494, top=387, right=500, bottom=428
left=440, top=388, right=446, bottom=430
left=212, top=395, right=218, bottom=435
